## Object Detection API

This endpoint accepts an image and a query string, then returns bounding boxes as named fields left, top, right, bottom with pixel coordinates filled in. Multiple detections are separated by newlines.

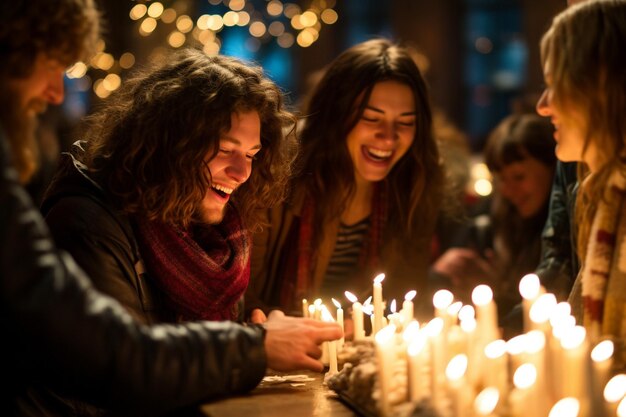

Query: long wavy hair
left=484, top=113, right=556, bottom=258
left=297, top=38, right=443, bottom=246
left=0, top=0, right=100, bottom=183
left=82, top=48, right=296, bottom=231
left=540, top=0, right=626, bottom=258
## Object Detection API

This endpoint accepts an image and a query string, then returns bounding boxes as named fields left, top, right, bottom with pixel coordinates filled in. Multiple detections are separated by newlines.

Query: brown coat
left=246, top=188, right=435, bottom=316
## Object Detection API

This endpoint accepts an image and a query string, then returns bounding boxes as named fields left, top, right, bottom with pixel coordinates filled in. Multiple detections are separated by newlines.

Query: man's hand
left=263, top=310, right=342, bottom=372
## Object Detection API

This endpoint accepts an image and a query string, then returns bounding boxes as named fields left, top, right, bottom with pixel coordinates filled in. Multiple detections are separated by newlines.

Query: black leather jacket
left=0, top=130, right=266, bottom=415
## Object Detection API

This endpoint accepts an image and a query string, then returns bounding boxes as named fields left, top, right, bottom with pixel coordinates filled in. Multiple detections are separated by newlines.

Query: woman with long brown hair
left=248, top=39, right=444, bottom=317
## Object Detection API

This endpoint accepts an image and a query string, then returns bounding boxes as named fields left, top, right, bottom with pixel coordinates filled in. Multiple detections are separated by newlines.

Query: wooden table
left=200, top=371, right=360, bottom=417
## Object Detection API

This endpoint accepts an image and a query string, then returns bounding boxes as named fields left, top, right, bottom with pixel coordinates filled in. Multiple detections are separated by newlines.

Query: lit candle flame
left=363, top=296, right=372, bottom=306
left=445, top=354, right=468, bottom=381
left=484, top=339, right=507, bottom=359
left=591, top=340, right=614, bottom=363
left=513, top=363, right=537, bottom=389
left=390, top=299, right=397, bottom=313
left=405, top=290, right=417, bottom=301
left=447, top=301, right=463, bottom=316
left=474, top=387, right=499, bottom=415
left=403, top=320, right=420, bottom=341
left=525, top=330, right=546, bottom=354
left=519, top=273, right=540, bottom=300
left=506, top=334, right=527, bottom=356
left=471, top=285, right=493, bottom=306
left=362, top=304, right=373, bottom=316
left=460, top=317, right=476, bottom=333
left=549, top=302, right=574, bottom=328
left=604, top=374, right=626, bottom=403
left=313, top=298, right=322, bottom=307
left=407, top=332, right=428, bottom=356
left=548, top=397, right=580, bottom=417
left=375, top=324, right=396, bottom=344
left=618, top=396, right=626, bottom=417
left=344, top=291, right=357, bottom=303
left=320, top=305, right=334, bottom=322
left=424, top=317, right=444, bottom=337
left=458, top=305, right=475, bottom=321
left=331, top=298, right=342, bottom=309
left=433, top=289, right=454, bottom=309
left=529, top=293, right=557, bottom=324
left=560, top=325, right=586, bottom=350
left=308, top=304, right=315, bottom=315
left=374, top=273, right=385, bottom=284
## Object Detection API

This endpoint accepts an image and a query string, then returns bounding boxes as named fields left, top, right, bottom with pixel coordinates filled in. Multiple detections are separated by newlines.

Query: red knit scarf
left=281, top=182, right=388, bottom=307
left=136, top=207, right=250, bottom=322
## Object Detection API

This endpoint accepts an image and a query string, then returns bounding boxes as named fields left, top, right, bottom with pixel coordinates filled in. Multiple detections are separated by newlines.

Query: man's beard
left=0, top=83, right=40, bottom=184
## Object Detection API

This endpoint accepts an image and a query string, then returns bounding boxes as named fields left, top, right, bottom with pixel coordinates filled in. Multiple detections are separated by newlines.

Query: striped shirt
left=320, top=217, right=370, bottom=297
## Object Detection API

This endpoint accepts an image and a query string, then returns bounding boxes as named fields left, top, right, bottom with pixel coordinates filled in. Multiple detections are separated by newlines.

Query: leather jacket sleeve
left=0, top=132, right=266, bottom=414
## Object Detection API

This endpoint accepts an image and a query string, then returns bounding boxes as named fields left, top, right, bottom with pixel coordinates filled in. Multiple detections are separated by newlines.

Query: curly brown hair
left=0, top=0, right=100, bottom=78
left=82, top=48, right=296, bottom=231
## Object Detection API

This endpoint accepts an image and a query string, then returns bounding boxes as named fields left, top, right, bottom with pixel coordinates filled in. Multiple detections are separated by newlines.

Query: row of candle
left=302, top=273, right=626, bottom=417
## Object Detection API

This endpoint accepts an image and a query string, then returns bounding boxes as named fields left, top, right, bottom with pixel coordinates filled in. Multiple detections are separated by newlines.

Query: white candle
left=302, top=298, right=309, bottom=318
left=548, top=397, right=580, bottom=417
left=509, top=363, right=537, bottom=417
left=424, top=317, right=446, bottom=414
left=471, top=285, right=499, bottom=342
left=445, top=354, right=471, bottom=417
left=519, top=273, right=543, bottom=332
left=373, top=273, right=385, bottom=336
left=591, top=340, right=614, bottom=390
left=345, top=291, right=365, bottom=340
left=560, top=325, right=588, bottom=399
left=474, top=387, right=500, bottom=416
left=375, top=324, right=396, bottom=417
left=321, top=307, right=338, bottom=375
left=402, top=290, right=416, bottom=324
left=433, top=289, right=454, bottom=329
left=483, top=339, right=508, bottom=404
left=332, top=298, right=345, bottom=348
left=313, top=298, right=323, bottom=321
left=404, top=321, right=427, bottom=402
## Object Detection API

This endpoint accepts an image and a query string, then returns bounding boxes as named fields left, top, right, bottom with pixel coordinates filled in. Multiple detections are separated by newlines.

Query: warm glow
left=268, top=21, right=285, bottom=36
left=167, top=31, right=186, bottom=48
left=300, top=10, right=318, bottom=27
left=140, top=17, right=158, bottom=35
left=445, top=354, right=468, bottom=381
left=197, top=14, right=211, bottom=30
left=458, top=305, right=475, bottom=321
left=291, top=15, right=304, bottom=30
left=92, top=53, right=114, bottom=71
left=102, top=73, right=121, bottom=91
left=147, top=2, right=164, bottom=18
left=203, top=41, right=221, bottom=55
left=267, top=0, right=284, bottom=16
left=308, top=304, right=315, bottom=316
left=433, top=289, right=454, bottom=310
left=549, top=397, right=580, bottom=417
left=331, top=298, right=341, bottom=309
left=344, top=291, right=358, bottom=303
left=472, top=285, right=493, bottom=306
left=474, top=179, right=493, bottom=196
left=519, top=273, right=541, bottom=300
left=129, top=4, right=148, bottom=20
left=161, top=8, right=177, bottom=24
left=484, top=339, right=507, bottom=359
left=591, top=340, right=614, bottom=363
left=176, top=15, right=194, bottom=33
left=513, top=363, right=537, bottom=389
left=604, top=374, right=626, bottom=403
left=198, top=30, right=216, bottom=45
left=560, top=326, right=586, bottom=350
left=284, top=3, right=301, bottom=18
left=447, top=301, right=463, bottom=316
left=474, top=387, right=499, bottom=415
left=236, top=11, right=250, bottom=26
left=529, top=293, right=557, bottom=324
left=66, top=62, right=88, bottom=79
left=119, top=52, right=135, bottom=69
left=93, top=79, right=111, bottom=99
left=321, top=8, right=338, bottom=24
left=207, top=15, right=224, bottom=31
left=229, top=0, right=245, bottom=11
left=405, top=290, right=417, bottom=302
left=223, top=11, right=239, bottom=26
left=374, top=273, right=385, bottom=285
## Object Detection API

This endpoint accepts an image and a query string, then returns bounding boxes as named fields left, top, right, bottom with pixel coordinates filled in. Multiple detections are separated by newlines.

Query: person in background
left=0, top=1, right=341, bottom=415
left=432, top=114, right=556, bottom=317
left=247, top=38, right=444, bottom=320
left=536, top=0, right=626, bottom=361
left=42, top=48, right=295, bottom=325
